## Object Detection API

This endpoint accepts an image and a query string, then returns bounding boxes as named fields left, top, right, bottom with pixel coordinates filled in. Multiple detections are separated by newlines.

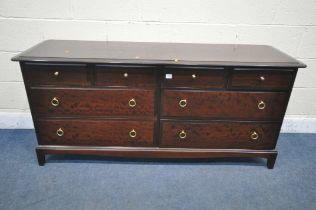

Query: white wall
left=0, top=0, right=316, bottom=131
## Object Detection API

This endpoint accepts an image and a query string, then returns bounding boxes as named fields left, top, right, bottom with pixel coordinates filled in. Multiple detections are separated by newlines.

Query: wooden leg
left=36, top=149, right=45, bottom=166
left=267, top=153, right=277, bottom=169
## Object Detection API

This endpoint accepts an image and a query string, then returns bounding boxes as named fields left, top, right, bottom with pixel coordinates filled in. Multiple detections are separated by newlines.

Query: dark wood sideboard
left=12, top=40, right=306, bottom=168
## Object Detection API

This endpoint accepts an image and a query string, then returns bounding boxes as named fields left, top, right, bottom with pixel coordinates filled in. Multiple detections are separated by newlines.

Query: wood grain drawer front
left=161, top=121, right=280, bottom=150
left=162, top=67, right=226, bottom=89
left=24, top=63, right=89, bottom=86
left=230, top=69, right=295, bottom=90
left=95, top=65, right=156, bottom=87
left=162, top=90, right=288, bottom=120
left=30, top=88, right=154, bottom=117
left=36, top=119, right=154, bottom=146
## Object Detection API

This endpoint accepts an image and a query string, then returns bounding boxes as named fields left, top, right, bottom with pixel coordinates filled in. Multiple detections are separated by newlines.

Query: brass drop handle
left=258, top=100, right=266, bottom=110
left=51, top=97, right=59, bottom=107
left=179, top=99, right=187, bottom=108
left=54, top=71, right=59, bottom=76
left=129, top=129, right=137, bottom=138
left=259, top=76, right=265, bottom=81
left=179, top=130, right=187, bottom=139
left=56, top=128, right=64, bottom=137
left=129, top=98, right=136, bottom=107
left=192, top=74, right=196, bottom=79
left=124, top=72, right=128, bottom=78
left=250, top=131, right=259, bottom=140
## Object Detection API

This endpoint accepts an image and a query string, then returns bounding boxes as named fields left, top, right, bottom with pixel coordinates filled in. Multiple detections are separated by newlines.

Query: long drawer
left=161, top=90, right=288, bottom=120
left=36, top=119, right=154, bottom=146
left=30, top=88, right=155, bottom=117
left=160, top=121, right=280, bottom=150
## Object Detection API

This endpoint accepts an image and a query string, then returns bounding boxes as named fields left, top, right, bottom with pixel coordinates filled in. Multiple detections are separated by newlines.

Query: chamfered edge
left=11, top=40, right=307, bottom=68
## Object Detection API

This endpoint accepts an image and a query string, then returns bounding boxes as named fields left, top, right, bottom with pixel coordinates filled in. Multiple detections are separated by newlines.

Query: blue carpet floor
left=0, top=129, right=315, bottom=210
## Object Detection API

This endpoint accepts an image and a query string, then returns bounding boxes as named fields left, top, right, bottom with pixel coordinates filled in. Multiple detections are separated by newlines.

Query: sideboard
left=12, top=40, right=306, bottom=168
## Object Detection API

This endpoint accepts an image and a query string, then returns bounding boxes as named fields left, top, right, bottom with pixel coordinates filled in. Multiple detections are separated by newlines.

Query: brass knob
left=192, top=74, right=196, bottom=79
left=51, top=97, right=59, bottom=107
left=179, top=99, right=187, bottom=108
left=250, top=131, right=259, bottom=140
left=56, top=128, right=64, bottom=137
left=129, top=129, right=137, bottom=138
left=128, top=98, right=136, bottom=107
left=54, top=71, right=59, bottom=76
left=259, top=76, right=265, bottom=81
left=124, top=73, right=128, bottom=78
left=258, top=100, right=266, bottom=110
left=179, top=130, right=187, bottom=139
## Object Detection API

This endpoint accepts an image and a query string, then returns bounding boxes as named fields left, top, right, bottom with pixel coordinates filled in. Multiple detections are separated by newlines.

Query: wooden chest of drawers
left=12, top=40, right=306, bottom=168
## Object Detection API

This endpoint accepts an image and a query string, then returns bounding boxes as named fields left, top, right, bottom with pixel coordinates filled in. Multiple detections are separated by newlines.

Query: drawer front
left=230, top=69, right=295, bottom=90
left=24, top=63, right=89, bottom=86
left=36, top=119, right=154, bottom=146
left=30, top=88, right=155, bottom=117
left=160, top=121, right=280, bottom=149
left=162, top=67, right=226, bottom=89
left=162, top=90, right=288, bottom=120
left=95, top=65, right=156, bottom=87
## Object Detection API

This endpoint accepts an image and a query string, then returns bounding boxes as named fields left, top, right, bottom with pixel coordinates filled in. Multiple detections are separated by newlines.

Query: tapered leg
left=267, top=153, right=277, bottom=169
left=36, top=149, right=45, bottom=166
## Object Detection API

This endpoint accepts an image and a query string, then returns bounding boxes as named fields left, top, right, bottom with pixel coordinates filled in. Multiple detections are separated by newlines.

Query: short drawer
left=36, top=119, right=154, bottom=146
left=23, top=63, right=89, bottom=86
left=30, top=88, right=155, bottom=117
left=160, top=121, right=280, bottom=150
left=95, top=65, right=156, bottom=87
left=162, top=66, right=226, bottom=89
left=230, top=69, right=295, bottom=90
left=161, top=90, right=288, bottom=120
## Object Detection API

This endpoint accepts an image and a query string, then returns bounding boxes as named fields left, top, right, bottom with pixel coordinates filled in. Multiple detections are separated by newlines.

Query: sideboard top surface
left=12, top=40, right=306, bottom=68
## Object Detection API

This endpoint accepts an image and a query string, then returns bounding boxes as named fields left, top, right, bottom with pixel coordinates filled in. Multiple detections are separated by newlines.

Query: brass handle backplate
left=259, top=76, right=265, bottom=81
left=129, top=129, right=137, bottom=138
left=179, top=130, right=187, bottom=139
left=250, top=131, right=259, bottom=140
left=179, top=99, right=187, bottom=108
left=54, top=71, right=59, bottom=76
left=192, top=74, right=196, bottom=79
left=56, top=128, right=64, bottom=137
left=258, top=100, right=266, bottom=110
left=51, top=97, right=59, bottom=107
left=129, top=98, right=136, bottom=107
left=124, top=73, right=128, bottom=78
